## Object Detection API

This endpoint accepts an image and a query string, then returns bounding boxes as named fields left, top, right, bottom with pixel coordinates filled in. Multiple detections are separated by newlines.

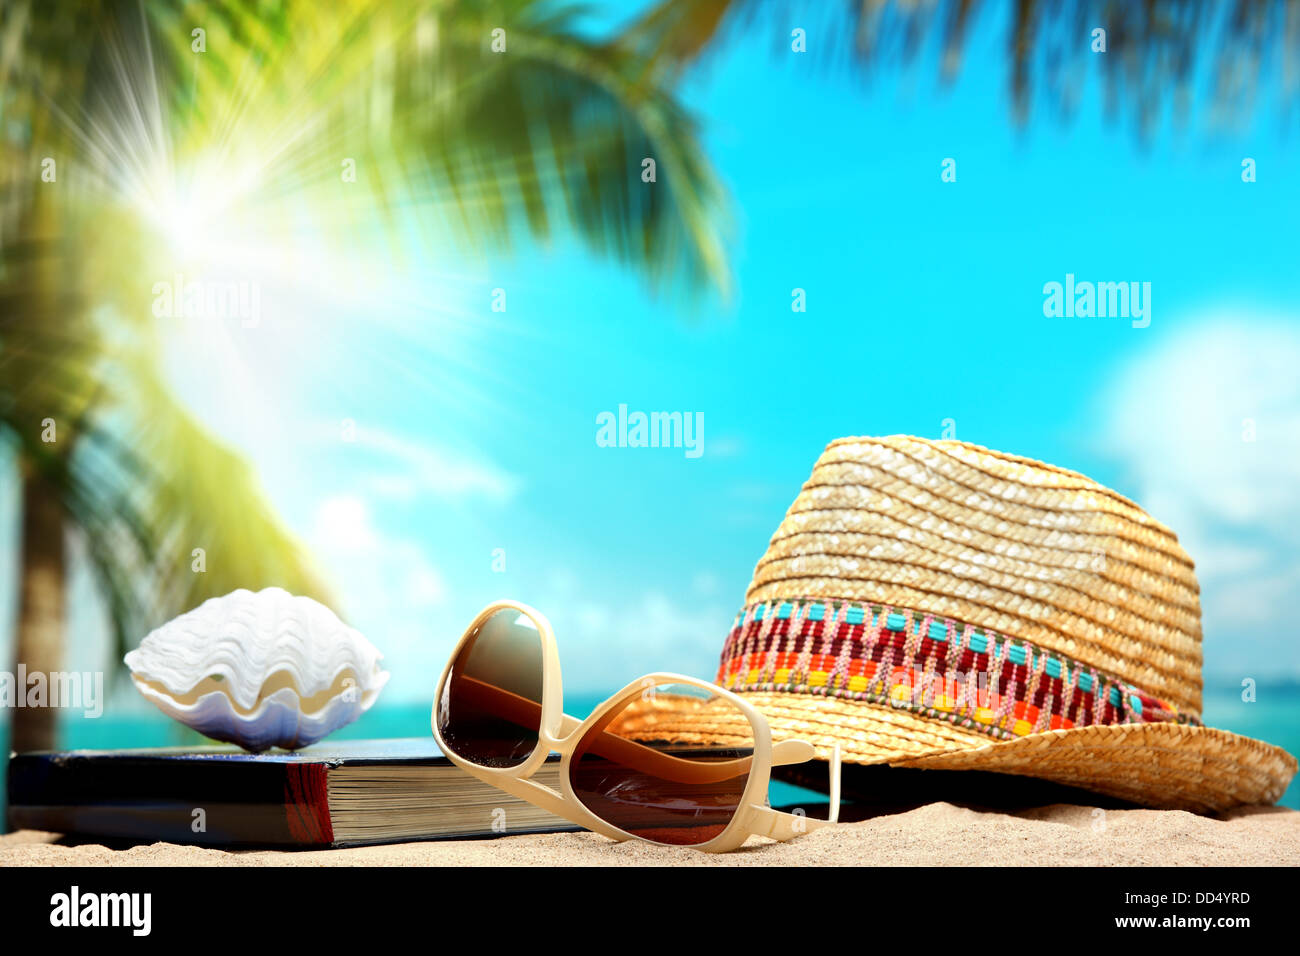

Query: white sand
left=4, top=803, right=1298, bottom=865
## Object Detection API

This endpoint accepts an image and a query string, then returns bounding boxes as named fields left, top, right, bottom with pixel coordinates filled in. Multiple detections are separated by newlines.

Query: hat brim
left=620, top=691, right=1297, bottom=813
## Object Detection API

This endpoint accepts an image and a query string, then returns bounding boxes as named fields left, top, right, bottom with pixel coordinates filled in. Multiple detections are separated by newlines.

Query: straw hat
left=625, top=436, right=1296, bottom=812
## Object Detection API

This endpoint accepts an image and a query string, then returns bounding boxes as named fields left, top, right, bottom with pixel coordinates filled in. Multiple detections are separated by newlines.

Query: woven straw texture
left=614, top=690, right=1295, bottom=812
left=748, top=435, right=1203, bottom=712
left=625, top=436, right=1297, bottom=810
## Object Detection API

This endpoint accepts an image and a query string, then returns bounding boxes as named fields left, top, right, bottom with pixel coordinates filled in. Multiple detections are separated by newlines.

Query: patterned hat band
left=717, top=598, right=1202, bottom=743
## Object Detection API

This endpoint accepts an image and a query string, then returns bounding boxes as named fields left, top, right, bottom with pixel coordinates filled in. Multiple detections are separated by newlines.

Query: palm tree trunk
left=11, top=463, right=65, bottom=752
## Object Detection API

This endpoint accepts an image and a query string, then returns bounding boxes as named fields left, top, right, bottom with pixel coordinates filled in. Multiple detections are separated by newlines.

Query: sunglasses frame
left=431, top=599, right=839, bottom=852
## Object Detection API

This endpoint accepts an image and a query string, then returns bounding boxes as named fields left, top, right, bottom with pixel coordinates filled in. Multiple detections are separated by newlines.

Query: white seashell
left=124, top=587, right=390, bottom=752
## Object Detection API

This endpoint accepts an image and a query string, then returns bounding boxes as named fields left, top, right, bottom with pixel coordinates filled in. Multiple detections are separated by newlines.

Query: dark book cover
left=6, top=737, right=572, bottom=848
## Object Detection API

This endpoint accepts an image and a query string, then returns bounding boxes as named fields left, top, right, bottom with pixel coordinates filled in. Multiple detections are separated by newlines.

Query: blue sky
left=4, top=2, right=1300, bottom=729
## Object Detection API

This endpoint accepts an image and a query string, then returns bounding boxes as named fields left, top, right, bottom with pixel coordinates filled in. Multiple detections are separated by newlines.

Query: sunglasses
left=431, top=600, right=840, bottom=852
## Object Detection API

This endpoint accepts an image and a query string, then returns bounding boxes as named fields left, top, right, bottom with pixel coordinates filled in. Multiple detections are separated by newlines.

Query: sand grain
left=3, top=803, right=1298, bottom=866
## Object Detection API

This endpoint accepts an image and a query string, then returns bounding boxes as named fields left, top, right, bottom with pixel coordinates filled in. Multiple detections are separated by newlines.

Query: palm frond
left=627, top=0, right=1300, bottom=132
left=1, top=0, right=733, bottom=687
left=169, top=0, right=732, bottom=299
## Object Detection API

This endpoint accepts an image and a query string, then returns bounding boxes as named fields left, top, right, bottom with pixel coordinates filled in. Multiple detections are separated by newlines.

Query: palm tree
left=629, top=0, right=1300, bottom=131
left=1, top=0, right=728, bottom=752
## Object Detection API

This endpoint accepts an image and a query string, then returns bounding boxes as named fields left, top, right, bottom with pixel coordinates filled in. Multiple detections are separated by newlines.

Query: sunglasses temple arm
left=751, top=741, right=842, bottom=841
left=827, top=742, right=842, bottom=823
left=769, top=740, right=842, bottom=824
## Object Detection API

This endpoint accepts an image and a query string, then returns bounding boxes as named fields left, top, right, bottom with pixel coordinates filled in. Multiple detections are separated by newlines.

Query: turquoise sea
left=4, top=685, right=1298, bottom=830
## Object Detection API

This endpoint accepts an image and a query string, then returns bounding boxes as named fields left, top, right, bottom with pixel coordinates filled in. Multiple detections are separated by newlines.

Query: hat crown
left=747, top=435, right=1203, bottom=713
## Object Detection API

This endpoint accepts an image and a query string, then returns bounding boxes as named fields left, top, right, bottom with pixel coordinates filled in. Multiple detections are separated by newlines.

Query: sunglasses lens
left=437, top=608, right=545, bottom=768
left=568, top=682, right=756, bottom=846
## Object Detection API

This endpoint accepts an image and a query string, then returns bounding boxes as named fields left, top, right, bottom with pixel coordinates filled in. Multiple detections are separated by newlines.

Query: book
left=5, top=738, right=577, bottom=848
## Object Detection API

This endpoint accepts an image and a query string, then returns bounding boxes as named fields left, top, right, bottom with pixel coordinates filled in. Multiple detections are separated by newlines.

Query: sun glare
left=42, top=9, right=530, bottom=466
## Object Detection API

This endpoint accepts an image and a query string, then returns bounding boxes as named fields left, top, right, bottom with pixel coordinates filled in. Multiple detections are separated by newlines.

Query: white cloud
left=312, top=495, right=448, bottom=608
left=349, top=427, right=520, bottom=503
left=313, top=496, right=381, bottom=552
left=1101, top=316, right=1300, bottom=680
left=310, top=495, right=448, bottom=694
left=531, top=570, right=735, bottom=695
